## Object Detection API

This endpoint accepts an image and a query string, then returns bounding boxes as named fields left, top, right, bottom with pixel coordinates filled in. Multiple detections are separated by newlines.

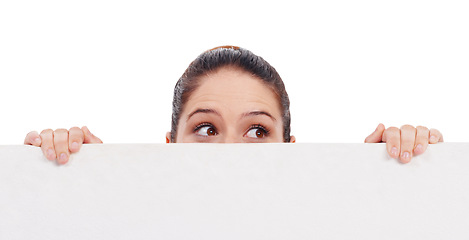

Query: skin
left=24, top=67, right=443, bottom=164
left=365, top=123, right=443, bottom=163
left=25, top=126, right=102, bottom=164
left=168, top=66, right=293, bottom=144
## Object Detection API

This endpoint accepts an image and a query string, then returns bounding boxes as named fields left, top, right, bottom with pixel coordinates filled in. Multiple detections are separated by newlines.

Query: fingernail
left=402, top=152, right=411, bottom=161
left=71, top=142, right=79, bottom=150
left=34, top=137, right=41, bottom=144
left=59, top=153, right=68, bottom=163
left=47, top=149, right=55, bottom=160
left=391, top=147, right=399, bottom=157
left=414, top=144, right=423, bottom=154
left=430, top=135, right=438, bottom=143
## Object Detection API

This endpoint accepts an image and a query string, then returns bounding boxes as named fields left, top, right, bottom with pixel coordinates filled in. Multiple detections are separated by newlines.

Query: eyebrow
left=187, top=108, right=276, bottom=122
left=240, top=111, right=277, bottom=122
left=187, top=108, right=222, bottom=121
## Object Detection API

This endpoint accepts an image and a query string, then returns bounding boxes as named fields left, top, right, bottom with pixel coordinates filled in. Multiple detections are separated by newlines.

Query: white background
left=1, top=0, right=468, bottom=144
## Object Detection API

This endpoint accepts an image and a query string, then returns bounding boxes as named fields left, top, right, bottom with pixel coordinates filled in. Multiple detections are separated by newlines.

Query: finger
left=24, top=131, right=42, bottom=146
left=82, top=126, right=103, bottom=144
left=40, top=129, right=56, bottom=161
left=53, top=129, right=70, bottom=164
left=429, top=128, right=444, bottom=144
left=364, top=123, right=385, bottom=143
left=383, top=127, right=400, bottom=159
left=414, top=126, right=429, bottom=155
left=399, top=125, right=416, bottom=164
left=68, top=127, right=84, bottom=153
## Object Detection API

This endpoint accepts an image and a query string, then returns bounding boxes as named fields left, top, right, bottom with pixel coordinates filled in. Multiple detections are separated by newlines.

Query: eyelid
left=193, top=122, right=218, bottom=136
left=249, top=124, right=270, bottom=133
left=245, top=124, right=270, bottom=138
left=193, top=122, right=213, bottom=132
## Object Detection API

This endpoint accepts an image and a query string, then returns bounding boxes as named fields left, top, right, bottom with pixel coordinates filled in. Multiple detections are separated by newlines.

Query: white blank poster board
left=1, top=143, right=469, bottom=239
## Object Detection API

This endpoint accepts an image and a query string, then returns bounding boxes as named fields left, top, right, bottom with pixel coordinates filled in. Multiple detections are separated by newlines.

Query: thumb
left=82, top=126, right=103, bottom=144
left=24, top=131, right=42, bottom=146
left=364, top=123, right=385, bottom=143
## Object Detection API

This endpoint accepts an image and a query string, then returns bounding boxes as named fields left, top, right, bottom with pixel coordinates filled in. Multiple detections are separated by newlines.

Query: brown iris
left=207, top=127, right=216, bottom=136
left=255, top=129, right=265, bottom=138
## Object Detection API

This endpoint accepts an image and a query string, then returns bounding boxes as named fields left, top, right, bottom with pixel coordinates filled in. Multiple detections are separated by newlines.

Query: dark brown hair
left=171, top=46, right=291, bottom=142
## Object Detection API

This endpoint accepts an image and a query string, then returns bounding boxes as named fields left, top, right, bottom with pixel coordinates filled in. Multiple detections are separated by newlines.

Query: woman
left=24, top=46, right=443, bottom=164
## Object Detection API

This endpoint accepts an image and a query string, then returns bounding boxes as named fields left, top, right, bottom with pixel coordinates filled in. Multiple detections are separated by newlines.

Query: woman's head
left=168, top=46, right=294, bottom=143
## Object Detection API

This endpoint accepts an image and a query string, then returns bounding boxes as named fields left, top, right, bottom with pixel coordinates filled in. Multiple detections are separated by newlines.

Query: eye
left=245, top=125, right=269, bottom=139
left=194, top=123, right=218, bottom=137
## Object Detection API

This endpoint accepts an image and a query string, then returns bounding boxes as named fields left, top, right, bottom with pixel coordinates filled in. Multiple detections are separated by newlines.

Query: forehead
left=183, top=67, right=281, bottom=116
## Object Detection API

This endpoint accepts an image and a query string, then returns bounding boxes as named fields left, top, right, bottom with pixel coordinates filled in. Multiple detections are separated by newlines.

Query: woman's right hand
left=24, top=126, right=103, bottom=164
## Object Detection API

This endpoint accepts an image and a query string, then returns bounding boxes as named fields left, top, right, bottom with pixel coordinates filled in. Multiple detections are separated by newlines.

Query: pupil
left=256, top=129, right=264, bottom=138
left=208, top=128, right=215, bottom=136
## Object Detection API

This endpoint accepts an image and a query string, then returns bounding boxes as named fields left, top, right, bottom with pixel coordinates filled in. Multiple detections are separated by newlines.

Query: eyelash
left=248, top=124, right=270, bottom=133
left=192, top=123, right=270, bottom=138
left=193, top=122, right=217, bottom=135
left=247, top=124, right=271, bottom=137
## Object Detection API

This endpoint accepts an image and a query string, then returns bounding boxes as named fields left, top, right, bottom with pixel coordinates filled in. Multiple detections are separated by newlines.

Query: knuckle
left=430, top=128, right=441, bottom=134
left=416, top=127, right=430, bottom=142
left=54, top=128, right=68, bottom=134
left=400, top=124, right=415, bottom=130
left=27, top=131, right=37, bottom=136
left=40, top=129, right=53, bottom=135
left=416, top=125, right=429, bottom=131
left=53, top=130, right=69, bottom=146
left=384, top=127, right=399, bottom=138
left=69, top=126, right=81, bottom=132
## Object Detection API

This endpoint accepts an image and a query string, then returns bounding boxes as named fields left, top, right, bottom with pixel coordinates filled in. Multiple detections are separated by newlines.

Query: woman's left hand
left=365, top=124, right=443, bottom=163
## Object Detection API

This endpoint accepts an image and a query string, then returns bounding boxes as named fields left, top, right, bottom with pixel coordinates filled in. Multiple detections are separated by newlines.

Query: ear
left=289, top=135, right=296, bottom=143
left=166, top=132, right=171, bottom=143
